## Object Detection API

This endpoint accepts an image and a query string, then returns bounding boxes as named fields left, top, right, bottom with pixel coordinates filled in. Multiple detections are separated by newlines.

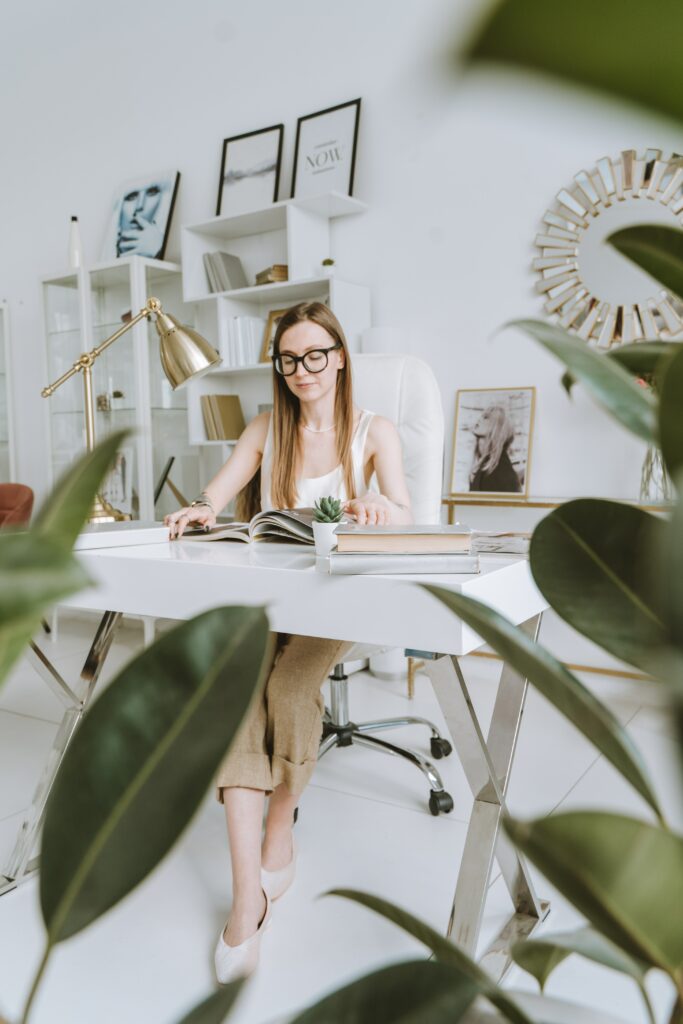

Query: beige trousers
left=215, top=633, right=354, bottom=801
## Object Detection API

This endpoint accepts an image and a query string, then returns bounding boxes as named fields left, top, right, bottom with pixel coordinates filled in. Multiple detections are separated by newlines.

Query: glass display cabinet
left=42, top=257, right=200, bottom=521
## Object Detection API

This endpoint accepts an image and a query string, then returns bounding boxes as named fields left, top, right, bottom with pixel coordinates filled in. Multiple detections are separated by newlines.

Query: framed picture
left=450, top=387, right=536, bottom=497
left=291, top=98, right=361, bottom=199
left=216, top=124, right=284, bottom=216
left=260, top=308, right=291, bottom=363
left=100, top=171, right=180, bottom=262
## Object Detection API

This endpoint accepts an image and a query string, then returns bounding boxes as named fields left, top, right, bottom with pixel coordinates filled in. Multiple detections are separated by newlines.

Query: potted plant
left=321, top=257, right=335, bottom=277
left=312, top=495, right=344, bottom=554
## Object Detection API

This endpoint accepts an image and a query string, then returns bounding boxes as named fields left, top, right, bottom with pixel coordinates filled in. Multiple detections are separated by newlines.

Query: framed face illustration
left=101, top=171, right=180, bottom=261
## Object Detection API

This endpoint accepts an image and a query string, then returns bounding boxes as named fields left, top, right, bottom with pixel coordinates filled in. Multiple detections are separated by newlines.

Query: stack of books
left=221, top=316, right=266, bottom=366
left=328, top=525, right=479, bottom=575
left=200, top=394, right=246, bottom=441
left=255, top=264, right=288, bottom=285
left=203, top=252, right=248, bottom=293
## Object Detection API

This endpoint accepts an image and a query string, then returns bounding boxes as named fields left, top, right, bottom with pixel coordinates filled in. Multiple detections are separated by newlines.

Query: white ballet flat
left=261, top=838, right=297, bottom=901
left=214, top=890, right=272, bottom=985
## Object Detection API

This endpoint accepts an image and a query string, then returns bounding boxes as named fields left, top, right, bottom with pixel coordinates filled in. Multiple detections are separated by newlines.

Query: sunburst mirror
left=533, top=148, right=683, bottom=347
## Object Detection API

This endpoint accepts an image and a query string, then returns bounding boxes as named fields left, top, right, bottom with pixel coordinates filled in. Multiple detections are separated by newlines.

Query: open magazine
left=182, top=508, right=316, bottom=545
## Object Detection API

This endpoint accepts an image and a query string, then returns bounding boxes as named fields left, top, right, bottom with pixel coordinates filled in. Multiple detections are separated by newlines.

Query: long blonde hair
left=470, top=404, right=515, bottom=477
left=264, top=302, right=356, bottom=510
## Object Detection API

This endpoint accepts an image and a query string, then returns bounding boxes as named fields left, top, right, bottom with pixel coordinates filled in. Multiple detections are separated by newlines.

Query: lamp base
left=89, top=494, right=132, bottom=524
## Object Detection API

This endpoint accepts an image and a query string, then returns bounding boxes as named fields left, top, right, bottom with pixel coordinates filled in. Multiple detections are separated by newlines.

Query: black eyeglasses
left=273, top=342, right=342, bottom=376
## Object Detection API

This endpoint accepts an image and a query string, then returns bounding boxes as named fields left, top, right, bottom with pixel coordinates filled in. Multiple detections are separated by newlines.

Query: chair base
left=317, top=663, right=455, bottom=816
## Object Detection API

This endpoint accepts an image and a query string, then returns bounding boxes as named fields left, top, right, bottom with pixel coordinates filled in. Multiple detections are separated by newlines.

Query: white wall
left=2, top=0, right=676, bottom=504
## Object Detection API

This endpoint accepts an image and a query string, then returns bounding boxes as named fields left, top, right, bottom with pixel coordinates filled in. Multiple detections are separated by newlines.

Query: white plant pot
left=312, top=520, right=339, bottom=556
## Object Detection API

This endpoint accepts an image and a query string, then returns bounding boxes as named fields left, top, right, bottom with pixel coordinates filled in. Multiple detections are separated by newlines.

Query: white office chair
left=317, top=353, right=455, bottom=816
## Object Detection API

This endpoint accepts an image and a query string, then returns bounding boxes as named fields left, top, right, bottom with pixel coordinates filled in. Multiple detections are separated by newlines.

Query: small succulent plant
left=321, top=257, right=335, bottom=267
left=313, top=495, right=344, bottom=523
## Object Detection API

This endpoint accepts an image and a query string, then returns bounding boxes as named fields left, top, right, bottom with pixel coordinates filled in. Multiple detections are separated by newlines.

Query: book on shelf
left=334, top=524, right=472, bottom=554
left=470, top=531, right=531, bottom=555
left=255, top=264, right=288, bottom=285
left=200, top=394, right=246, bottom=441
left=182, top=507, right=317, bottom=544
left=221, top=315, right=266, bottom=366
left=203, top=251, right=248, bottom=293
left=326, top=551, right=480, bottom=575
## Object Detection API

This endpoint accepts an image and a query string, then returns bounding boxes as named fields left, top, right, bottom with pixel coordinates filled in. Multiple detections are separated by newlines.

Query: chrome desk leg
left=1, top=611, right=122, bottom=897
left=421, top=614, right=549, bottom=980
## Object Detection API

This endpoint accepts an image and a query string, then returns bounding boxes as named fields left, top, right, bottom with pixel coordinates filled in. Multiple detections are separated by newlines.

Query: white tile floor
left=0, top=615, right=679, bottom=1024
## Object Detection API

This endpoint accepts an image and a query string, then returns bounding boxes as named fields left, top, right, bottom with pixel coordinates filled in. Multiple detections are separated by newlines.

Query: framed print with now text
left=291, top=99, right=361, bottom=199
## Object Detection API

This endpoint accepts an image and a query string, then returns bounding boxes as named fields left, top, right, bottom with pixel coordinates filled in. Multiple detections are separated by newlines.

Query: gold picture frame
left=260, top=307, right=291, bottom=363
left=449, top=386, right=536, bottom=498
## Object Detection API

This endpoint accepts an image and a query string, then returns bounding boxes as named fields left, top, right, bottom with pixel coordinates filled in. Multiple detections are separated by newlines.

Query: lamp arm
left=41, top=298, right=161, bottom=397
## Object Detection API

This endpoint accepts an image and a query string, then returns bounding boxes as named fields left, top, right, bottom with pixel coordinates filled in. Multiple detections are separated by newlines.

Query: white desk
left=4, top=542, right=549, bottom=978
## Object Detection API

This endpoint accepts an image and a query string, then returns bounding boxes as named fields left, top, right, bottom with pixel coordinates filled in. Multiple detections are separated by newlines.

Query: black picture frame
left=291, top=98, right=361, bottom=199
left=216, top=124, right=284, bottom=216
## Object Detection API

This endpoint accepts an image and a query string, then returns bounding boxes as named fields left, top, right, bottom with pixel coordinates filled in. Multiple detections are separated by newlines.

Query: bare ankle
left=261, top=829, right=293, bottom=870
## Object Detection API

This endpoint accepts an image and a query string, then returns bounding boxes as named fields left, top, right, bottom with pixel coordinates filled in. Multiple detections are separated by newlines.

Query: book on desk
left=75, top=521, right=169, bottom=550
left=183, top=508, right=317, bottom=544
left=184, top=515, right=480, bottom=573
left=329, top=523, right=479, bottom=574
left=327, top=550, right=480, bottom=575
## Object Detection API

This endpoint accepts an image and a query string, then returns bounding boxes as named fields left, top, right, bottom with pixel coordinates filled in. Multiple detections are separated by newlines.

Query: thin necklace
left=301, top=421, right=336, bottom=433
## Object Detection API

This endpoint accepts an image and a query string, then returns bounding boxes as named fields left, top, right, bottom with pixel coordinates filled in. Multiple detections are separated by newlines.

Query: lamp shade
left=155, top=312, right=221, bottom=390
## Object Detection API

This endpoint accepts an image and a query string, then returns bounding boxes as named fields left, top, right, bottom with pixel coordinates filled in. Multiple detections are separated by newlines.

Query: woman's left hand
left=343, top=491, right=393, bottom=525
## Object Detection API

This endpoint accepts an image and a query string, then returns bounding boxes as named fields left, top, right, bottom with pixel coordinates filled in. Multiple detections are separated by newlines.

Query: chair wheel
left=430, top=737, right=453, bottom=759
left=293, top=807, right=299, bottom=825
left=428, top=790, right=454, bottom=816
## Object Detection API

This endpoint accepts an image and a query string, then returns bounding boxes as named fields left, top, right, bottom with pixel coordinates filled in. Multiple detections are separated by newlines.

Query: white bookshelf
left=183, top=191, right=371, bottom=448
left=0, top=302, right=16, bottom=482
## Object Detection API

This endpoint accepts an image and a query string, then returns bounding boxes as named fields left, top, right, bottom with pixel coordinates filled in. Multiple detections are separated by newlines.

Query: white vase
left=312, top=520, right=339, bottom=555
left=68, top=215, right=83, bottom=269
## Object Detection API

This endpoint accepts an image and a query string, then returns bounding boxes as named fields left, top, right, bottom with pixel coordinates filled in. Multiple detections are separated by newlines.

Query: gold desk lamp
left=42, top=296, right=221, bottom=522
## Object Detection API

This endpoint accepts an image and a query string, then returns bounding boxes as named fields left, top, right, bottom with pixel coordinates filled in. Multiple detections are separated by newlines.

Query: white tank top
left=260, top=410, right=374, bottom=511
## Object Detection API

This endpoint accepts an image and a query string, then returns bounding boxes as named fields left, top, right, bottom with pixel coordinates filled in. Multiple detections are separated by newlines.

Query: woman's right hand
left=164, top=505, right=217, bottom=540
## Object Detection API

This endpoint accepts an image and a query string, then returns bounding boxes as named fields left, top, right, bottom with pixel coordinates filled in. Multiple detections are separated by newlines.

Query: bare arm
left=344, top=416, right=413, bottom=526
left=165, top=412, right=269, bottom=538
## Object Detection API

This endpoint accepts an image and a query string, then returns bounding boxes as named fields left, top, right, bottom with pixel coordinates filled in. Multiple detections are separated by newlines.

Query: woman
left=165, top=302, right=412, bottom=983
left=468, top=403, right=521, bottom=493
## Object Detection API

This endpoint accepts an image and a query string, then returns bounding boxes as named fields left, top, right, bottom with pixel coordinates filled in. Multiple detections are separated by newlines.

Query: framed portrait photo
left=216, top=124, right=284, bottom=216
left=100, top=171, right=180, bottom=262
left=450, top=387, right=536, bottom=498
left=291, top=98, right=361, bottom=199
left=260, top=308, right=291, bottom=363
